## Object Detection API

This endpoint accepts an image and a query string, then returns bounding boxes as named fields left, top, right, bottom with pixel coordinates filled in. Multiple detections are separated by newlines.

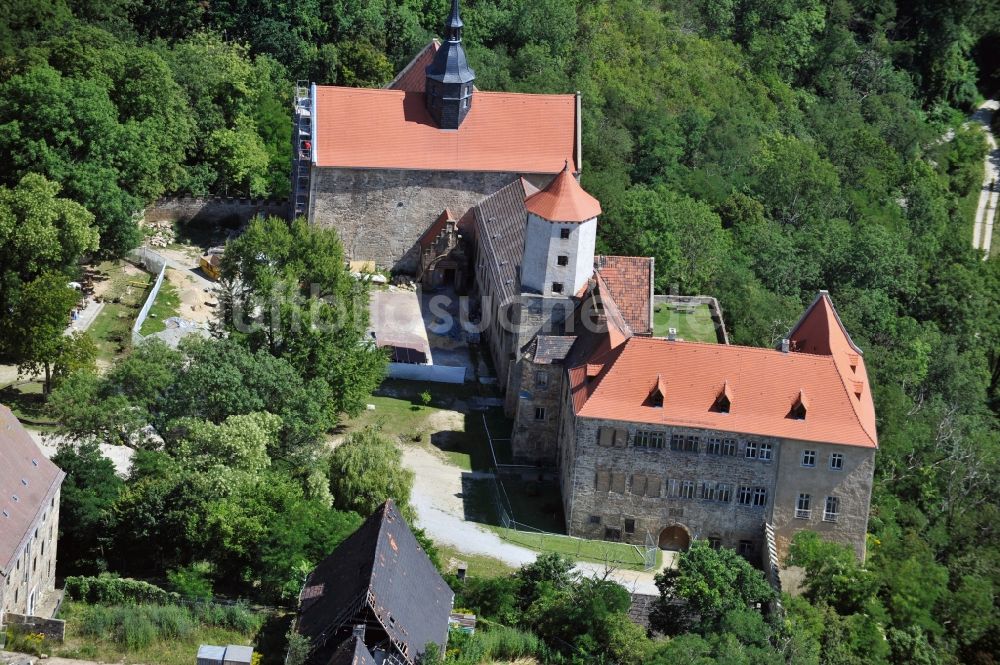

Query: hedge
left=64, top=574, right=181, bottom=605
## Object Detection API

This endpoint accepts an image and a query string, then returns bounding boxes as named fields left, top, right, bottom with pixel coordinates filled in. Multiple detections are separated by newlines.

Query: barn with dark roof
left=295, top=500, right=453, bottom=665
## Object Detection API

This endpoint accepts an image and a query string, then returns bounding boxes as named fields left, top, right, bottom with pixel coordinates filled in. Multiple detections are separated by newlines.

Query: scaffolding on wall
left=291, top=80, right=313, bottom=220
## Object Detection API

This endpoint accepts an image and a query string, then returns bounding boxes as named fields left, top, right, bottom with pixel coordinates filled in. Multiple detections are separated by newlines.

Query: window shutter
left=738, top=439, right=747, bottom=455
left=614, top=428, right=628, bottom=448
left=611, top=472, right=626, bottom=493
left=632, top=474, right=646, bottom=496
left=598, top=428, right=613, bottom=447
left=647, top=477, right=661, bottom=498
left=596, top=470, right=610, bottom=492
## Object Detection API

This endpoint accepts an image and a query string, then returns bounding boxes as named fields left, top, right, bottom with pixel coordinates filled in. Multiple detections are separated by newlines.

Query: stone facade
left=309, top=167, right=520, bottom=273
left=561, top=414, right=874, bottom=562
left=143, top=197, right=288, bottom=226
left=510, top=360, right=565, bottom=464
left=1, top=487, right=61, bottom=620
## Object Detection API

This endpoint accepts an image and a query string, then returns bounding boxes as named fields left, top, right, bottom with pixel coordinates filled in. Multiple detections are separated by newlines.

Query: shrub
left=167, top=561, right=215, bottom=601
left=419, top=391, right=432, bottom=406
left=64, top=574, right=179, bottom=605
left=118, top=610, right=156, bottom=650
left=147, top=604, right=195, bottom=639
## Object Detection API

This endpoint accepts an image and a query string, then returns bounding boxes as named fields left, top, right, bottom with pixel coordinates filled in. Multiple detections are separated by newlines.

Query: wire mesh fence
left=480, top=414, right=658, bottom=570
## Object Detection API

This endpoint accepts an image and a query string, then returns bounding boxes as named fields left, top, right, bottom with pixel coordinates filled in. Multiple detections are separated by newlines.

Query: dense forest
left=1, top=0, right=999, bottom=663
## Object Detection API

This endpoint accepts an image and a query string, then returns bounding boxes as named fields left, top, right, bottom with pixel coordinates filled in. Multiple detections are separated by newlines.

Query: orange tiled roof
left=524, top=164, right=601, bottom=222
left=386, top=41, right=439, bottom=93
left=569, top=291, right=878, bottom=448
left=313, top=86, right=576, bottom=173
left=594, top=255, right=653, bottom=334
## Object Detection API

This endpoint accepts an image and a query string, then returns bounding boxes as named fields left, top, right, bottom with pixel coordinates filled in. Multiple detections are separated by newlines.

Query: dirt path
left=970, top=99, right=998, bottom=257
left=1, top=652, right=131, bottom=665
left=401, top=443, right=663, bottom=593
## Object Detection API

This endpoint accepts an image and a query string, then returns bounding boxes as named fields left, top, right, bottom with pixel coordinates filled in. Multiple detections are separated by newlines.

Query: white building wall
left=520, top=213, right=597, bottom=297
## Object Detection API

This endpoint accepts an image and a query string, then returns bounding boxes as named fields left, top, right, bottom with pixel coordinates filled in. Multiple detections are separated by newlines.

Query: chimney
left=780, top=338, right=790, bottom=353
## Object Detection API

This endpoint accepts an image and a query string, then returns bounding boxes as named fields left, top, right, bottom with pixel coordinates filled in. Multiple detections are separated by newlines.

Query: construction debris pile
left=143, top=219, right=176, bottom=248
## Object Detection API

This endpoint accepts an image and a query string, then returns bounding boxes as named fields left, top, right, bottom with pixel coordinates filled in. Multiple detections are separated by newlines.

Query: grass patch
left=87, top=261, right=154, bottom=364
left=0, top=381, right=57, bottom=424
left=340, top=380, right=512, bottom=472
left=437, top=543, right=517, bottom=579
left=139, top=272, right=182, bottom=335
left=54, top=601, right=262, bottom=665
left=652, top=302, right=719, bottom=342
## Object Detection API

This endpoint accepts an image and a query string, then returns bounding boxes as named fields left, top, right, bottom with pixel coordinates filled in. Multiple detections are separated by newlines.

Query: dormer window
left=648, top=374, right=666, bottom=408
left=713, top=381, right=733, bottom=413
left=790, top=389, right=808, bottom=420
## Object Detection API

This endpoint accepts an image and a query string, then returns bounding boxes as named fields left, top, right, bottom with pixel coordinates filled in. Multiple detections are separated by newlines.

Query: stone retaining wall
left=144, top=196, right=289, bottom=226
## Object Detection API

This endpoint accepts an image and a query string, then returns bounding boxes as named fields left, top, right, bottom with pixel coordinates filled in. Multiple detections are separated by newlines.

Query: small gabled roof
left=326, top=637, right=377, bottom=665
left=594, top=255, right=654, bottom=335
left=524, top=162, right=601, bottom=222
left=419, top=209, right=455, bottom=249
left=297, top=500, right=453, bottom=663
left=1, top=405, right=65, bottom=575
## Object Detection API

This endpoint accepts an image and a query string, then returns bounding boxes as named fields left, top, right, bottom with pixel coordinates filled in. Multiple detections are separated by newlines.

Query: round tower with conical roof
left=425, top=0, right=476, bottom=129
left=520, top=163, right=602, bottom=297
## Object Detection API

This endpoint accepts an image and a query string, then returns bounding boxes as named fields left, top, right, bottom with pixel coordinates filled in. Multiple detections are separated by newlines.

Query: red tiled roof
left=313, top=87, right=576, bottom=173
left=0, top=405, right=65, bottom=574
left=595, top=255, right=654, bottom=334
left=524, top=164, right=601, bottom=222
left=569, top=292, right=878, bottom=448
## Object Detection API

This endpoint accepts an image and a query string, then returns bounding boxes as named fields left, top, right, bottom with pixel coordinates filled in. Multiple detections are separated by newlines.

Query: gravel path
left=970, top=99, right=998, bottom=257
left=401, top=443, right=663, bottom=594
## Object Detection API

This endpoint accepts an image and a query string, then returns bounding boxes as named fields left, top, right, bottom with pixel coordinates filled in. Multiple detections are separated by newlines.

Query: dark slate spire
left=425, top=0, right=475, bottom=129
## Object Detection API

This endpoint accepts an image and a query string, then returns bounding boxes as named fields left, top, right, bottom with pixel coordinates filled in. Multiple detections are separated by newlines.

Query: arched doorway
left=658, top=524, right=691, bottom=551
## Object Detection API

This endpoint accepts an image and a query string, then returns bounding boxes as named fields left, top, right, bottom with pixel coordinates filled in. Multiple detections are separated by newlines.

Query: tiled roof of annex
left=569, top=292, right=878, bottom=449
left=594, top=255, right=654, bottom=335
left=0, top=405, right=65, bottom=575
left=313, top=85, right=576, bottom=172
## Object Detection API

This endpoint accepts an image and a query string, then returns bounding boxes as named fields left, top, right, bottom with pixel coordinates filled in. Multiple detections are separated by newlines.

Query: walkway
left=402, top=444, right=662, bottom=594
left=970, top=99, right=998, bottom=257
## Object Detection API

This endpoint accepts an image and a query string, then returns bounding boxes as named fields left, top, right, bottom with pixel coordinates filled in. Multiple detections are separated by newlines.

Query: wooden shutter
left=631, top=474, right=646, bottom=496
left=647, top=477, right=661, bottom=498
left=738, top=439, right=747, bottom=456
left=614, top=428, right=628, bottom=448
left=596, top=470, right=610, bottom=492
left=598, top=428, right=614, bottom=447
left=611, top=472, right=626, bottom=493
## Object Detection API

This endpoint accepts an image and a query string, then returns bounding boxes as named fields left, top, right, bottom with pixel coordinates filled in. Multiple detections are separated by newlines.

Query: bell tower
left=425, top=0, right=476, bottom=129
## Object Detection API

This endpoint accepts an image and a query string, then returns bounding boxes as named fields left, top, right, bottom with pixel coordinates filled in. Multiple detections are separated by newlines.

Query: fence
left=127, top=247, right=169, bottom=345
left=480, top=414, right=658, bottom=571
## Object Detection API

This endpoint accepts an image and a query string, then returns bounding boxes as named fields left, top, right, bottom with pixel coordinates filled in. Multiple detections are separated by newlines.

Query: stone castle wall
left=144, top=197, right=288, bottom=225
left=510, top=360, right=564, bottom=464
left=309, top=167, right=520, bottom=273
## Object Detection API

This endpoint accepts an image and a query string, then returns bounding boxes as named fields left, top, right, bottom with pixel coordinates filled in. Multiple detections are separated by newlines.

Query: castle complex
left=298, top=0, right=877, bottom=561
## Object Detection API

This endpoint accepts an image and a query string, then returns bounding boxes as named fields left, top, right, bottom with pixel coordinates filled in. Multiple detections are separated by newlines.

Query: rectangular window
left=796, top=493, right=811, bottom=519
left=752, top=488, right=768, bottom=507
left=830, top=453, right=844, bottom=470
left=535, top=371, right=549, bottom=388
left=745, top=440, right=758, bottom=459
left=717, top=483, right=732, bottom=502
left=596, top=470, right=610, bottom=492
left=560, top=228, right=571, bottom=239
left=802, top=450, right=817, bottom=467
left=613, top=428, right=628, bottom=448
left=557, top=255, right=569, bottom=266
left=668, top=479, right=680, bottom=498
left=681, top=480, right=695, bottom=499
left=604, top=527, right=622, bottom=542
left=707, top=438, right=722, bottom=455
left=759, top=442, right=773, bottom=462
left=708, top=536, right=721, bottom=549
left=646, top=477, right=661, bottom=498
left=631, top=474, right=647, bottom=496
left=738, top=540, right=754, bottom=557
left=624, top=519, right=636, bottom=534
left=824, top=496, right=840, bottom=522
left=670, top=434, right=684, bottom=451
left=722, top=439, right=737, bottom=456
left=635, top=430, right=666, bottom=448
left=589, top=515, right=601, bottom=525
left=611, top=472, right=626, bottom=493
left=551, top=282, right=564, bottom=294
left=685, top=435, right=700, bottom=452
left=534, top=407, right=546, bottom=421
left=598, top=428, right=614, bottom=447
left=737, top=486, right=753, bottom=506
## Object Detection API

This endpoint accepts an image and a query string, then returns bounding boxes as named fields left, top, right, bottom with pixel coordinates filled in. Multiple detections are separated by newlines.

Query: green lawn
left=0, top=381, right=58, bottom=426
left=340, top=380, right=511, bottom=471
left=652, top=302, right=719, bottom=343
left=139, top=271, right=182, bottom=335
left=87, top=261, right=154, bottom=364
left=437, top=543, right=516, bottom=579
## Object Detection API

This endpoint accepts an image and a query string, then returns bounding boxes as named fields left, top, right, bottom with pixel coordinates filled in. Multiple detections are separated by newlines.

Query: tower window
left=557, top=255, right=569, bottom=266
left=534, top=407, right=546, bottom=421
left=551, top=282, right=564, bottom=294
left=560, top=228, right=571, bottom=239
